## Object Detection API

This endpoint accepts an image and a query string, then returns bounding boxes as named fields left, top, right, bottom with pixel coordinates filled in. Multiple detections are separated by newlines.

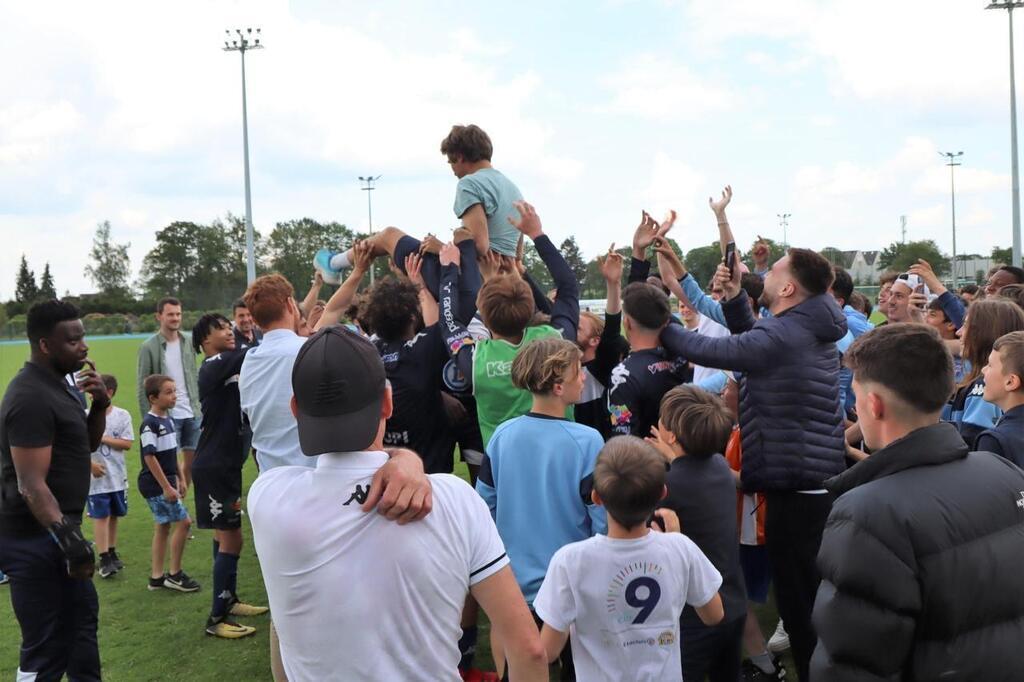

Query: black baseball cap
left=292, top=325, right=386, bottom=456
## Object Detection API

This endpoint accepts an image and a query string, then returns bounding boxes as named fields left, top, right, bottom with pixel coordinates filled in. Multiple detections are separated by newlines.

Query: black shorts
left=394, top=236, right=481, bottom=325
left=192, top=465, right=243, bottom=530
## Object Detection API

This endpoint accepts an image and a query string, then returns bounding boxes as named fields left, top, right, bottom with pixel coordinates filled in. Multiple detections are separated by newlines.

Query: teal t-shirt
left=453, top=167, right=523, bottom=257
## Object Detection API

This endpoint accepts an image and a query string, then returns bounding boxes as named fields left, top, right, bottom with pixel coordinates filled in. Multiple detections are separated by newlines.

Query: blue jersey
left=476, top=414, right=606, bottom=603
left=138, top=413, right=178, bottom=498
left=945, top=375, right=1002, bottom=447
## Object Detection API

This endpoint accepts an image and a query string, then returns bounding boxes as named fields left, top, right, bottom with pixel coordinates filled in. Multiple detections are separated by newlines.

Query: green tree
left=683, top=242, right=724, bottom=289
left=84, top=221, right=133, bottom=298
left=15, top=255, right=38, bottom=303
left=819, top=247, right=845, bottom=266
left=559, top=237, right=588, bottom=286
left=877, top=239, right=949, bottom=275
left=39, top=263, right=57, bottom=300
left=992, top=246, right=1012, bottom=265
left=522, top=243, right=553, bottom=293
left=265, top=218, right=354, bottom=300
left=744, top=236, right=785, bottom=272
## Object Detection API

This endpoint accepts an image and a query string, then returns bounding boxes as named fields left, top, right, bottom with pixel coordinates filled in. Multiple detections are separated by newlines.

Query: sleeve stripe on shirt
left=470, top=552, right=508, bottom=578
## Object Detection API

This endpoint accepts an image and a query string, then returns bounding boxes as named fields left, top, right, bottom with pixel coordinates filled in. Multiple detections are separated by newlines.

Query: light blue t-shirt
left=453, top=167, right=523, bottom=257
left=476, top=414, right=607, bottom=603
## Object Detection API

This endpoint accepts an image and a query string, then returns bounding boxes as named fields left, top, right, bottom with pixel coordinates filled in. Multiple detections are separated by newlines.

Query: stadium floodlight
left=359, top=176, right=383, bottom=284
left=987, top=1, right=1024, bottom=266
left=776, top=213, right=791, bottom=247
left=224, top=27, right=265, bottom=284
left=940, top=151, right=964, bottom=289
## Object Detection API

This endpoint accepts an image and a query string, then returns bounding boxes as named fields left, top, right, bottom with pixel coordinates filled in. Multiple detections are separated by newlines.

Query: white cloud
left=602, top=54, right=734, bottom=119
left=641, top=152, right=705, bottom=228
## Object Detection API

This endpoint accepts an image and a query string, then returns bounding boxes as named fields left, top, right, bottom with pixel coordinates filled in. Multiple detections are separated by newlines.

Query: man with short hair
left=985, top=264, right=1024, bottom=297
left=608, top=283, right=691, bottom=438
left=232, top=299, right=262, bottom=349
left=812, top=324, right=1024, bottom=680
left=830, top=267, right=874, bottom=339
left=248, top=327, right=548, bottom=681
left=0, top=299, right=110, bottom=680
left=884, top=278, right=922, bottom=325
left=137, top=297, right=202, bottom=489
left=659, top=248, right=848, bottom=681
left=238, top=274, right=436, bottom=680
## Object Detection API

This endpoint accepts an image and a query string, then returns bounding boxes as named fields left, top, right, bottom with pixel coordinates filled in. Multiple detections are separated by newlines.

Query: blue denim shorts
left=87, top=490, right=128, bottom=519
left=172, top=416, right=201, bottom=451
left=145, top=495, right=190, bottom=525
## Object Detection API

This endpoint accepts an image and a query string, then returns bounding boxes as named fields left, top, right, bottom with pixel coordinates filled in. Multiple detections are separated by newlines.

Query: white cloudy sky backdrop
left=0, top=0, right=1020, bottom=298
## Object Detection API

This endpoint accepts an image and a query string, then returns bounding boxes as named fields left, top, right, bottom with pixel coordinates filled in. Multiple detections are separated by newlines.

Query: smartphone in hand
left=724, top=241, right=737, bottom=277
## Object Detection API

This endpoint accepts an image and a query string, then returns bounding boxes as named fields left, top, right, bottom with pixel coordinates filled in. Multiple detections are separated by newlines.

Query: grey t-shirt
left=661, top=453, right=747, bottom=626
left=89, top=406, right=133, bottom=495
left=452, top=167, right=523, bottom=257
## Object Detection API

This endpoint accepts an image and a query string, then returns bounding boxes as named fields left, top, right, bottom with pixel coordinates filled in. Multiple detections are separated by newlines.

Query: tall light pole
left=777, top=213, right=791, bottom=248
left=359, top=175, right=381, bottom=284
left=988, top=1, right=1024, bottom=267
left=223, top=28, right=263, bottom=284
left=940, top=151, right=963, bottom=290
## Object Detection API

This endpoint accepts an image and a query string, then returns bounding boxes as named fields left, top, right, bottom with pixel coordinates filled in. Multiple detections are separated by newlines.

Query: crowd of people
left=3, top=123, right=1024, bottom=681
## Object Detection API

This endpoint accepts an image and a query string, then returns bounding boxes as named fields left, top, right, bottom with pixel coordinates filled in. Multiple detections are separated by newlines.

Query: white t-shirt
left=692, top=315, right=731, bottom=386
left=238, top=329, right=314, bottom=471
left=163, top=337, right=194, bottom=419
left=248, top=451, right=509, bottom=682
left=89, top=406, right=133, bottom=495
left=533, top=532, right=722, bottom=682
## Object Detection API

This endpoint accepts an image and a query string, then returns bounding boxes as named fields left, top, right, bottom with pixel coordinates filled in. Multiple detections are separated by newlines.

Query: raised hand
left=352, top=240, right=375, bottom=274
left=477, top=250, right=502, bottom=282
left=633, top=211, right=658, bottom=256
left=599, top=244, right=624, bottom=284
left=908, top=259, right=946, bottom=295
left=404, top=252, right=426, bottom=286
left=709, top=185, right=733, bottom=217
left=419, top=233, right=443, bottom=256
left=909, top=286, right=927, bottom=324
left=439, top=242, right=461, bottom=268
left=655, top=210, right=677, bottom=242
left=76, top=360, right=110, bottom=409
left=714, top=259, right=741, bottom=300
left=507, top=200, right=543, bottom=240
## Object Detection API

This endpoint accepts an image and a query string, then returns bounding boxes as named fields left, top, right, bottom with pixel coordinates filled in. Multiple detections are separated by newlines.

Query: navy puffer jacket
left=660, top=291, right=847, bottom=491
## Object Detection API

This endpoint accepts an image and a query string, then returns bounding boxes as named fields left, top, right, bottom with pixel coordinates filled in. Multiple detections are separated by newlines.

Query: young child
left=646, top=385, right=748, bottom=682
left=87, top=374, right=133, bottom=579
left=926, top=298, right=965, bottom=383
left=476, top=337, right=606, bottom=678
left=978, top=330, right=1024, bottom=466
left=720, top=376, right=785, bottom=681
left=140, top=374, right=199, bottom=593
left=533, top=436, right=724, bottom=682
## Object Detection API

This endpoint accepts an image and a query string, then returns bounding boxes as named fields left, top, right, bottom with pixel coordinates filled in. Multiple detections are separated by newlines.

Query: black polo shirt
left=0, top=362, right=91, bottom=535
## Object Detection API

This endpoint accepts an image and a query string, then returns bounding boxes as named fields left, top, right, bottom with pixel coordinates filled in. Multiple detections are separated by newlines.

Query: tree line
left=3, top=215, right=1010, bottom=332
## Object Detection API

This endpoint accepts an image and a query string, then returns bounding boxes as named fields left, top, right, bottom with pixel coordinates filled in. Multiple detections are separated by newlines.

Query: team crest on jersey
left=657, top=631, right=675, bottom=646
left=443, top=359, right=470, bottom=393
left=609, top=404, right=632, bottom=427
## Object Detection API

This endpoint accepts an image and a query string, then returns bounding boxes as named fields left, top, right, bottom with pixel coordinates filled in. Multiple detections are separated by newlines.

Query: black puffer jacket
left=660, top=291, right=847, bottom=491
left=812, top=422, right=1024, bottom=681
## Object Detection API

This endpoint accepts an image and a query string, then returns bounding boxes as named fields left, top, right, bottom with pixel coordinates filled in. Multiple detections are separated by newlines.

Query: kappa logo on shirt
left=610, top=364, right=630, bottom=393
left=344, top=484, right=370, bottom=507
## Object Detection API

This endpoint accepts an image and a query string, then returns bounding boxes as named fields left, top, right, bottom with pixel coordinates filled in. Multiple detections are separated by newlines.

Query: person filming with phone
left=0, top=299, right=109, bottom=681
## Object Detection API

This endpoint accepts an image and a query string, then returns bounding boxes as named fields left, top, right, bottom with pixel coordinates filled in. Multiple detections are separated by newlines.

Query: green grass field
left=0, top=336, right=788, bottom=681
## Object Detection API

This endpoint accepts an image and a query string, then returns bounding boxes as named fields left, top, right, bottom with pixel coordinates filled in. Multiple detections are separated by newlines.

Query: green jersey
left=473, top=325, right=574, bottom=447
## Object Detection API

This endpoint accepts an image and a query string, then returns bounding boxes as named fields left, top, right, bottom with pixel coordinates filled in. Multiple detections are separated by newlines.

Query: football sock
left=329, top=251, right=352, bottom=271
left=211, top=552, right=239, bottom=620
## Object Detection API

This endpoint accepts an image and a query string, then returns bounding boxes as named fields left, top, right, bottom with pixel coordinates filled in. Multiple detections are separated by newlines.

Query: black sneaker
left=742, top=657, right=787, bottom=681
left=164, top=571, right=201, bottom=593
left=98, top=554, right=117, bottom=579
left=110, top=549, right=125, bottom=571
left=148, top=574, right=169, bottom=591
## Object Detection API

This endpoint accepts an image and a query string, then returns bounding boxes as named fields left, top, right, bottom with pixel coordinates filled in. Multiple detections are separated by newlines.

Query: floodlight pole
left=777, top=213, right=791, bottom=248
left=940, top=152, right=963, bottom=290
left=224, top=28, right=264, bottom=284
left=988, top=2, right=1024, bottom=267
left=359, top=175, right=382, bottom=284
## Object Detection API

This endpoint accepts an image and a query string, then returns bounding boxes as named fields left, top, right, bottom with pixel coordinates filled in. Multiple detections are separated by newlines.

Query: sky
left=1, top=0, right=1022, bottom=299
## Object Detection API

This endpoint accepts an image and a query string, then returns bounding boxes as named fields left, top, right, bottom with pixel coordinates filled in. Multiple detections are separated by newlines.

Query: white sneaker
left=767, top=621, right=790, bottom=653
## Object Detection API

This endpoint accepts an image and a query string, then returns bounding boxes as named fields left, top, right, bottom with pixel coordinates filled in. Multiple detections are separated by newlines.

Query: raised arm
left=300, top=272, right=324, bottom=316
left=909, top=258, right=965, bottom=329
left=600, top=245, right=623, bottom=316
left=405, top=252, right=438, bottom=327
left=438, top=246, right=477, bottom=393
left=461, top=204, right=491, bottom=258
left=709, top=185, right=736, bottom=257
left=660, top=300, right=779, bottom=373
left=315, top=240, right=372, bottom=331
left=508, top=201, right=579, bottom=339
left=629, top=211, right=674, bottom=284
